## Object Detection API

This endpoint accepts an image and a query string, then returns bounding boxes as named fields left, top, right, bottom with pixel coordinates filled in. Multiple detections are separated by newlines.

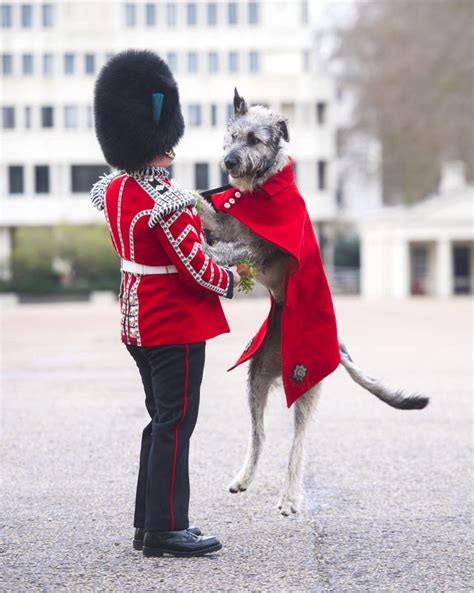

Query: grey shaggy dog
left=200, top=89, right=429, bottom=516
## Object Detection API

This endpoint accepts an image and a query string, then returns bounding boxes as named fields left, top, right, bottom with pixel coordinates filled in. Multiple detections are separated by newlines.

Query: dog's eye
left=231, top=133, right=238, bottom=140
left=249, top=136, right=260, bottom=146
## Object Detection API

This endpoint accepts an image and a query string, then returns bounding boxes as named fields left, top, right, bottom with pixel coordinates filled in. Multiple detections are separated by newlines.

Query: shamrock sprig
left=192, top=192, right=205, bottom=213
left=236, top=259, right=257, bottom=294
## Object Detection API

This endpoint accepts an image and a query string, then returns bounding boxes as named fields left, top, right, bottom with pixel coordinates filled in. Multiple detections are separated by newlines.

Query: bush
left=9, top=225, right=120, bottom=294
left=53, top=224, right=120, bottom=291
left=11, top=227, right=59, bottom=293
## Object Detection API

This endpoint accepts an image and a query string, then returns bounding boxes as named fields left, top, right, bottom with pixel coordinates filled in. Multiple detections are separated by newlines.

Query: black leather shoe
left=142, top=529, right=222, bottom=557
left=133, top=526, right=202, bottom=550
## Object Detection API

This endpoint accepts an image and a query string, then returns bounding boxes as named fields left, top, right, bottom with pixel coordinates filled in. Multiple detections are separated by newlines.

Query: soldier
left=91, top=49, right=239, bottom=557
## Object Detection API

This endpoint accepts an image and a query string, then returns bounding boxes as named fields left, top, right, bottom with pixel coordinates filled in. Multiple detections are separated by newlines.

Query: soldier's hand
left=230, top=266, right=241, bottom=285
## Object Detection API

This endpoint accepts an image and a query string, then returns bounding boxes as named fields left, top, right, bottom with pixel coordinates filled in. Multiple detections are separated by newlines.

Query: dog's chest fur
left=214, top=210, right=290, bottom=304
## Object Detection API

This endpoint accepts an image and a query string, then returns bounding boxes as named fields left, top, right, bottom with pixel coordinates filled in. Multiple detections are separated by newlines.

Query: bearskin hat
left=94, top=49, right=185, bottom=171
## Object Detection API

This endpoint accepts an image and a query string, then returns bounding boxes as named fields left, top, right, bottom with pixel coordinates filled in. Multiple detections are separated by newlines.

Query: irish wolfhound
left=200, top=89, right=428, bottom=516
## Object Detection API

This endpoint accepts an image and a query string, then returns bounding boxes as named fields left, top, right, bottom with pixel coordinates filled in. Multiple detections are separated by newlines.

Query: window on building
left=410, top=245, right=429, bottom=295
left=145, top=3, right=156, bottom=26
left=124, top=2, right=136, bottom=27
left=64, top=105, right=78, bottom=128
left=208, top=52, right=219, bottom=73
left=317, top=160, right=327, bottom=191
left=21, top=4, right=33, bottom=27
left=166, top=2, right=177, bottom=26
left=1, top=54, right=13, bottom=76
left=86, top=105, right=93, bottom=128
left=301, top=0, right=309, bottom=24
left=249, top=51, right=259, bottom=72
left=64, top=53, right=75, bottom=75
left=41, top=106, right=54, bottom=128
left=207, top=2, right=217, bottom=25
left=22, top=54, right=34, bottom=75
left=35, top=165, right=50, bottom=193
left=228, top=51, right=238, bottom=72
left=210, top=104, right=217, bottom=127
left=187, top=2, right=197, bottom=25
left=0, top=4, right=12, bottom=27
left=9, top=166, right=24, bottom=194
left=250, top=100, right=269, bottom=108
left=43, top=53, right=53, bottom=76
left=194, top=163, right=209, bottom=189
left=71, top=165, right=109, bottom=193
left=335, top=128, right=345, bottom=155
left=453, top=245, right=473, bottom=295
left=25, top=106, right=32, bottom=128
left=336, top=178, right=344, bottom=208
left=85, top=54, right=95, bottom=75
left=301, top=102, right=311, bottom=124
left=281, top=102, right=295, bottom=123
left=220, top=167, right=228, bottom=185
left=303, top=50, right=310, bottom=72
left=42, top=3, right=54, bottom=27
left=1, top=106, right=15, bottom=129
left=188, top=104, right=202, bottom=127
left=187, top=52, right=198, bottom=73
left=228, top=2, right=237, bottom=24
left=316, top=102, right=327, bottom=125
left=226, top=103, right=233, bottom=122
left=167, top=52, right=177, bottom=72
left=248, top=1, right=258, bottom=24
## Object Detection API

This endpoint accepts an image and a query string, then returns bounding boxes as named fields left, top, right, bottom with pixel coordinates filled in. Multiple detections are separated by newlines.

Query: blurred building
left=332, top=76, right=383, bottom=222
left=0, top=0, right=339, bottom=278
left=360, top=162, right=474, bottom=298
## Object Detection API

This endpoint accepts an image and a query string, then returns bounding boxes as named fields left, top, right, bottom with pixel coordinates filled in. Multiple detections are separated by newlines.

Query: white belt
left=121, top=259, right=178, bottom=275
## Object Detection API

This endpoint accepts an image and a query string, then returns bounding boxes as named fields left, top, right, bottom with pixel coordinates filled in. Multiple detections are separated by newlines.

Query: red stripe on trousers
left=169, top=344, right=189, bottom=530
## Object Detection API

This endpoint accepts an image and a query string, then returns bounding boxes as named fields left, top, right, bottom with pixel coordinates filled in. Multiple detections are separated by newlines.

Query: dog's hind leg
left=228, top=355, right=275, bottom=493
left=278, top=384, right=321, bottom=516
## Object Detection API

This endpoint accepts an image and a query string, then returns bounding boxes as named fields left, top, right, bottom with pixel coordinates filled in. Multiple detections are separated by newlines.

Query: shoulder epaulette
left=90, top=171, right=122, bottom=211
left=133, top=178, right=196, bottom=228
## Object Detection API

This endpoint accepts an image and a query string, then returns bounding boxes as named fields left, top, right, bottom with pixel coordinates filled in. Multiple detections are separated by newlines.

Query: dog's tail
left=339, top=343, right=429, bottom=410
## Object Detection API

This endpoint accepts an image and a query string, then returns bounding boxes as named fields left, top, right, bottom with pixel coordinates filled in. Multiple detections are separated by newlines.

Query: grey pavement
left=1, top=297, right=472, bottom=592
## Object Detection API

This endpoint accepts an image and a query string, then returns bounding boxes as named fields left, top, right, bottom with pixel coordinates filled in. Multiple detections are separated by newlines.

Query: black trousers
left=126, top=342, right=205, bottom=531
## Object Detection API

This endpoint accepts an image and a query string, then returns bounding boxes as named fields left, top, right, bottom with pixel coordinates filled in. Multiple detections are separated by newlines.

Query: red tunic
left=212, top=160, right=340, bottom=407
left=93, top=172, right=231, bottom=346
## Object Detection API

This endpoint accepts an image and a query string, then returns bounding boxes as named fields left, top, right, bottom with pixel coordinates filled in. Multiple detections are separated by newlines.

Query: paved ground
left=1, top=297, right=472, bottom=592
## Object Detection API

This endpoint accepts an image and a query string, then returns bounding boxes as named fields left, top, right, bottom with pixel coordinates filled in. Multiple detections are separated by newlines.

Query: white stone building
left=0, top=0, right=339, bottom=278
left=360, top=162, right=474, bottom=298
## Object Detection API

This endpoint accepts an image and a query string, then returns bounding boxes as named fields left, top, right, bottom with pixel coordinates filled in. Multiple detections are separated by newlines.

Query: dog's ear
left=233, top=87, right=248, bottom=116
left=278, top=119, right=290, bottom=142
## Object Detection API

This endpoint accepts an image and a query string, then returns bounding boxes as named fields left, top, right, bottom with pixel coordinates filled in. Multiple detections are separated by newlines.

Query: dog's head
left=222, top=88, right=290, bottom=191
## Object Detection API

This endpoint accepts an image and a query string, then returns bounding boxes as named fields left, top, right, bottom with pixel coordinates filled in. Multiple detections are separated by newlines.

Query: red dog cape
left=212, top=159, right=341, bottom=407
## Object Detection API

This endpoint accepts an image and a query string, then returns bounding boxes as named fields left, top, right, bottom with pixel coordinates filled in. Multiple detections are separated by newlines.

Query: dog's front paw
left=278, top=494, right=299, bottom=516
left=228, top=475, right=249, bottom=493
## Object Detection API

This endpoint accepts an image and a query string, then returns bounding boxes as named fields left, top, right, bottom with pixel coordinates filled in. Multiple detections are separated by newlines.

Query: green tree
left=53, top=224, right=120, bottom=291
left=7, top=225, right=120, bottom=294
left=10, top=227, right=58, bottom=293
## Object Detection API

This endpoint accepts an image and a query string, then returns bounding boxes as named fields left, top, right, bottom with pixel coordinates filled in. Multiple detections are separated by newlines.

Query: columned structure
left=360, top=163, right=474, bottom=298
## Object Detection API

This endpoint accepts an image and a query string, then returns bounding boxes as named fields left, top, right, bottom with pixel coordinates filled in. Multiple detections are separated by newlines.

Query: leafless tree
left=331, top=0, right=474, bottom=204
